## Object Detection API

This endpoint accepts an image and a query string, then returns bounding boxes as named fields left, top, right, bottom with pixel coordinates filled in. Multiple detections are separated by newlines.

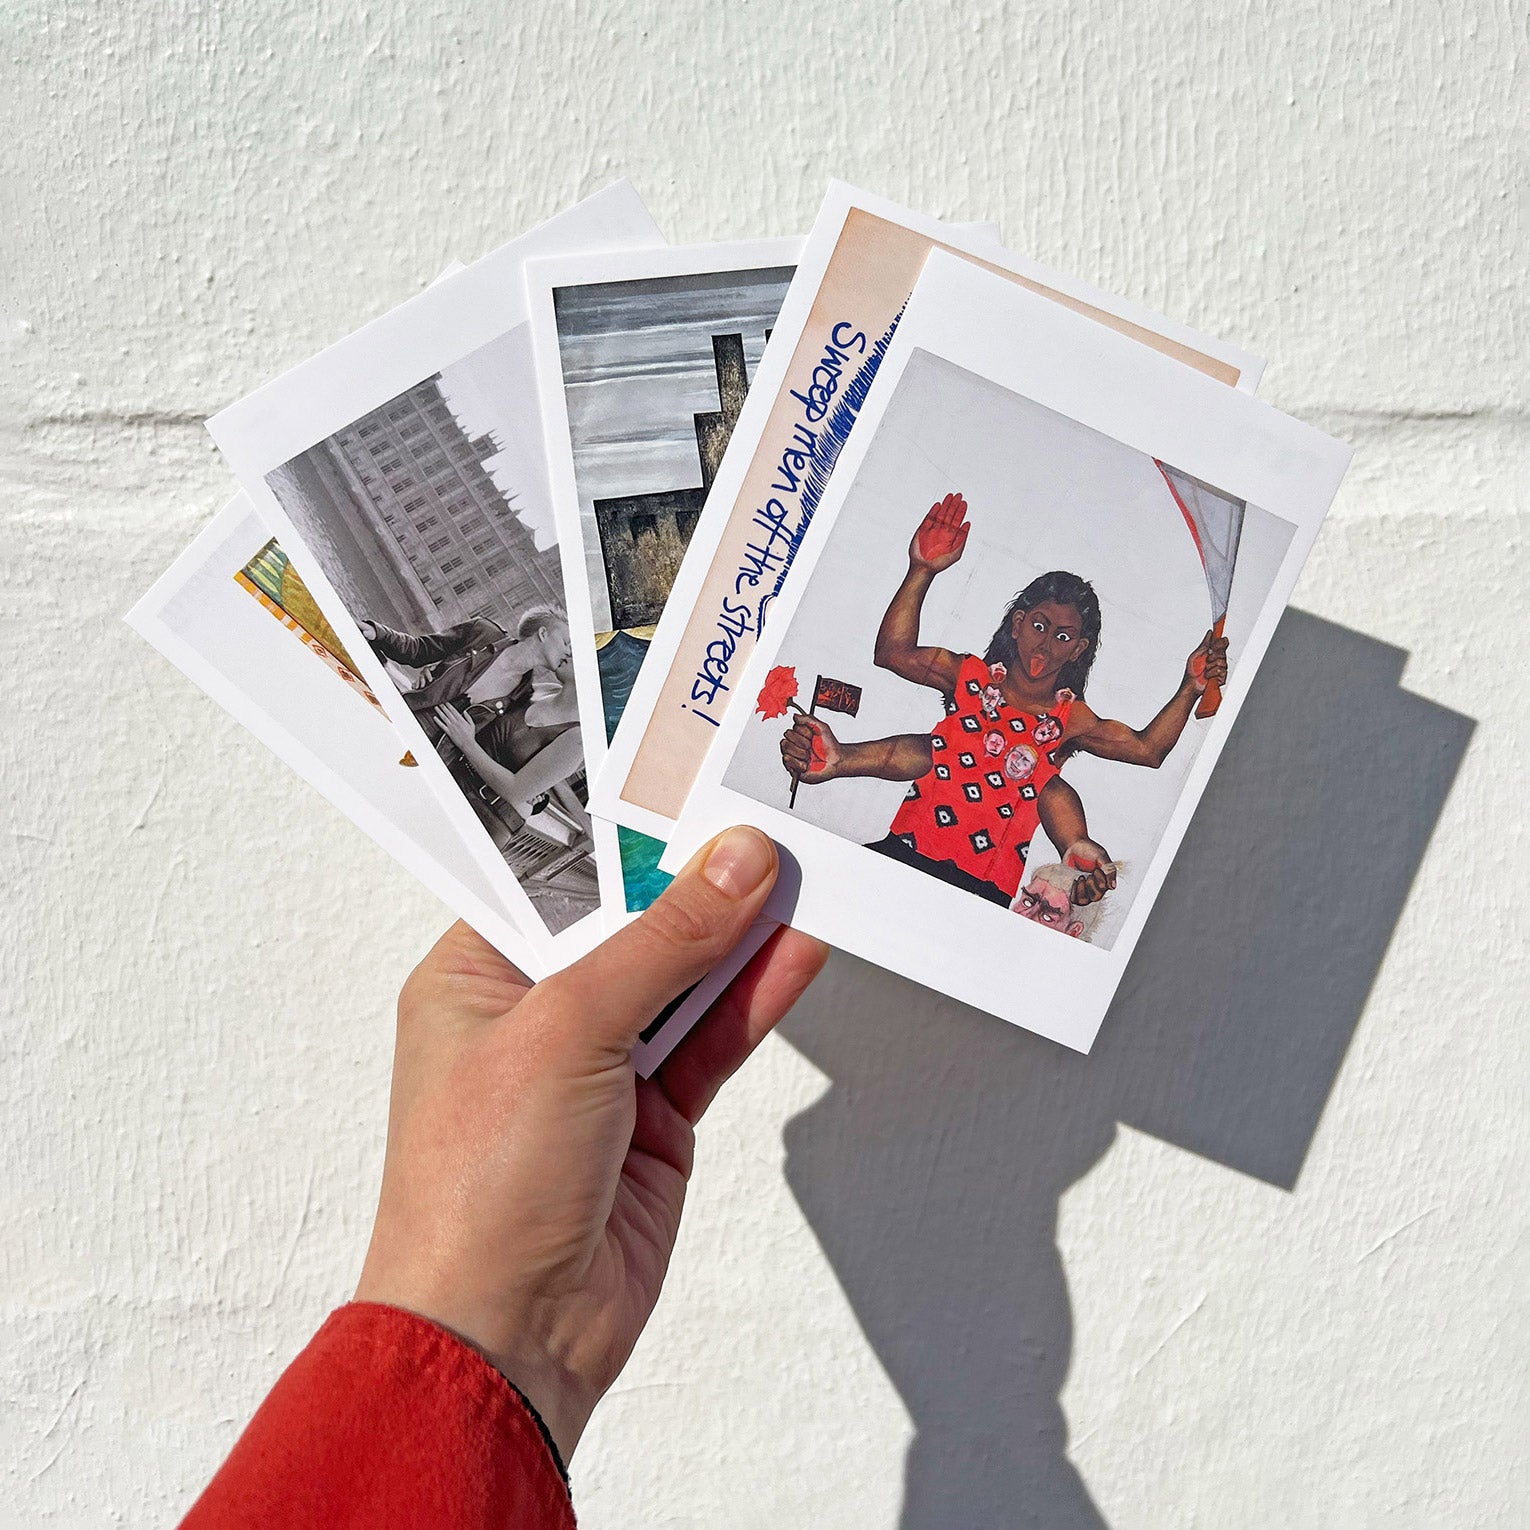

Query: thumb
left=541, top=827, right=780, bottom=1056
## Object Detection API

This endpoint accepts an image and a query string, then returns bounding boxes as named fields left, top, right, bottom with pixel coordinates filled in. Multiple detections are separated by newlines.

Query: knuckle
left=641, top=886, right=728, bottom=956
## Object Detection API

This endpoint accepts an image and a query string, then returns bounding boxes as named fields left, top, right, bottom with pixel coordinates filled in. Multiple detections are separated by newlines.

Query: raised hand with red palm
left=908, top=492, right=970, bottom=573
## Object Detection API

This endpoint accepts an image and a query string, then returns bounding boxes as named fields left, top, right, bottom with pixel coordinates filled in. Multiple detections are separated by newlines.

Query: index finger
left=657, top=925, right=831, bottom=1126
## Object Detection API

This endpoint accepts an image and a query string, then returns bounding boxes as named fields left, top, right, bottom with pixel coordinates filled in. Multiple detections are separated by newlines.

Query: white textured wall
left=4, top=3, right=1526, bottom=1525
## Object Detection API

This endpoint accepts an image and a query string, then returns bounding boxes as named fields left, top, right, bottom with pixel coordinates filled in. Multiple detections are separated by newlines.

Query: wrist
left=486, top=1334, right=597, bottom=1465
left=821, top=742, right=856, bottom=778
left=355, top=1263, right=596, bottom=1463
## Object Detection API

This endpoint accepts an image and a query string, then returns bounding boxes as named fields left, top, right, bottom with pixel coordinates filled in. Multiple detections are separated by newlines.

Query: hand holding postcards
left=129, top=177, right=1350, bottom=1068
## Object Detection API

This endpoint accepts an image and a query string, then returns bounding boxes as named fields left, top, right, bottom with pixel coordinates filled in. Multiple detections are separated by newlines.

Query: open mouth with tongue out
left=1027, top=653, right=1048, bottom=680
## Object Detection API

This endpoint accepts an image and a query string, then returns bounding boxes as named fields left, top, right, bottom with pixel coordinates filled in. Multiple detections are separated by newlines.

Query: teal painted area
left=598, top=632, right=672, bottom=909
left=619, top=825, right=671, bottom=911
left=597, top=630, right=650, bottom=744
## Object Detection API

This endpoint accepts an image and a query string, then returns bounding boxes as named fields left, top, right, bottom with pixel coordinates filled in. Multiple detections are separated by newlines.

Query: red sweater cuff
left=181, top=1301, right=575, bottom=1529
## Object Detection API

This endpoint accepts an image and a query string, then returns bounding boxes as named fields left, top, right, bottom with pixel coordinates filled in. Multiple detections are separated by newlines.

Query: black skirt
left=864, top=834, right=1012, bottom=907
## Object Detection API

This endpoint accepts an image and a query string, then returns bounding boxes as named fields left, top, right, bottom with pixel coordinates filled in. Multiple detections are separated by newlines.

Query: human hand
left=1063, top=838, right=1118, bottom=905
left=780, top=714, right=842, bottom=783
left=353, top=827, right=829, bottom=1463
left=357, top=617, right=379, bottom=643
left=431, top=702, right=478, bottom=752
left=908, top=492, right=970, bottom=573
left=1185, top=629, right=1230, bottom=695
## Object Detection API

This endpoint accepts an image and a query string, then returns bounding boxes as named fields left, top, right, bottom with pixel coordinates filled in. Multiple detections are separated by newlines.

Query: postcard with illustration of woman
left=660, top=253, right=1351, bottom=1052
left=594, top=182, right=1262, bottom=848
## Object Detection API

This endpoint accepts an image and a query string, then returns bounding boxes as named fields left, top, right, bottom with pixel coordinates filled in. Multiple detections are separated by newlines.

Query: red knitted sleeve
left=180, top=1302, right=575, bottom=1529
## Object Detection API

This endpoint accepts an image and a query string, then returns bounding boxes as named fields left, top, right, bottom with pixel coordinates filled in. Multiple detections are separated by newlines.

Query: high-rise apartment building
left=277, top=375, right=561, bottom=633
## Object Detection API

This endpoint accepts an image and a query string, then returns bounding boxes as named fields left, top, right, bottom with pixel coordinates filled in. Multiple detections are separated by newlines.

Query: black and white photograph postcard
left=660, top=251, right=1351, bottom=1051
left=207, top=182, right=664, bottom=965
left=527, top=238, right=802, bottom=925
left=263, top=327, right=605, bottom=938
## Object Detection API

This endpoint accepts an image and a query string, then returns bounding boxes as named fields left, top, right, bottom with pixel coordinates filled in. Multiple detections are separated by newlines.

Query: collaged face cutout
left=1016, top=881, right=1077, bottom=934
left=1004, top=743, right=1037, bottom=782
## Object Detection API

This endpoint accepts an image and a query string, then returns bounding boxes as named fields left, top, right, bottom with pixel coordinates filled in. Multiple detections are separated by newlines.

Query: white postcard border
left=658, top=252, right=1349, bottom=1053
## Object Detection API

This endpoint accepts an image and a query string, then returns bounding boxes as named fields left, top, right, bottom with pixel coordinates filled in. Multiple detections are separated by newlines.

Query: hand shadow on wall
left=777, top=610, right=1473, bottom=1529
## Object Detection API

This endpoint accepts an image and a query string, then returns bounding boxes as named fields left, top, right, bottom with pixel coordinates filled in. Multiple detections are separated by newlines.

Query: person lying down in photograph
left=358, top=605, right=592, bottom=850
left=778, top=492, right=1227, bottom=933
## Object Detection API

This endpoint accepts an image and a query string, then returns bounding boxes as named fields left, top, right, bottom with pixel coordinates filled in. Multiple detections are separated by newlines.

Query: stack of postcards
left=130, top=181, right=1351, bottom=1069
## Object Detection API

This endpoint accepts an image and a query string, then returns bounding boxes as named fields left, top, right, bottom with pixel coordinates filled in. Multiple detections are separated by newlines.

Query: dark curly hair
left=982, top=571, right=1101, bottom=697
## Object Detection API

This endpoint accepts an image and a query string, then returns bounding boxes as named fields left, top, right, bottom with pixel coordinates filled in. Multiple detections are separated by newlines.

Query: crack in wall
left=14, top=406, right=1530, bottom=431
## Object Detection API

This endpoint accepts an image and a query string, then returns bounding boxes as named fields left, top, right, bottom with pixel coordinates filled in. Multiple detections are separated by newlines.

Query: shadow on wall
left=777, top=609, right=1473, bottom=1529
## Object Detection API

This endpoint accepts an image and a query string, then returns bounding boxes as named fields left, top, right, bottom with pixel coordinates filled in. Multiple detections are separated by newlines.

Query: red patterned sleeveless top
left=888, top=654, right=1074, bottom=899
